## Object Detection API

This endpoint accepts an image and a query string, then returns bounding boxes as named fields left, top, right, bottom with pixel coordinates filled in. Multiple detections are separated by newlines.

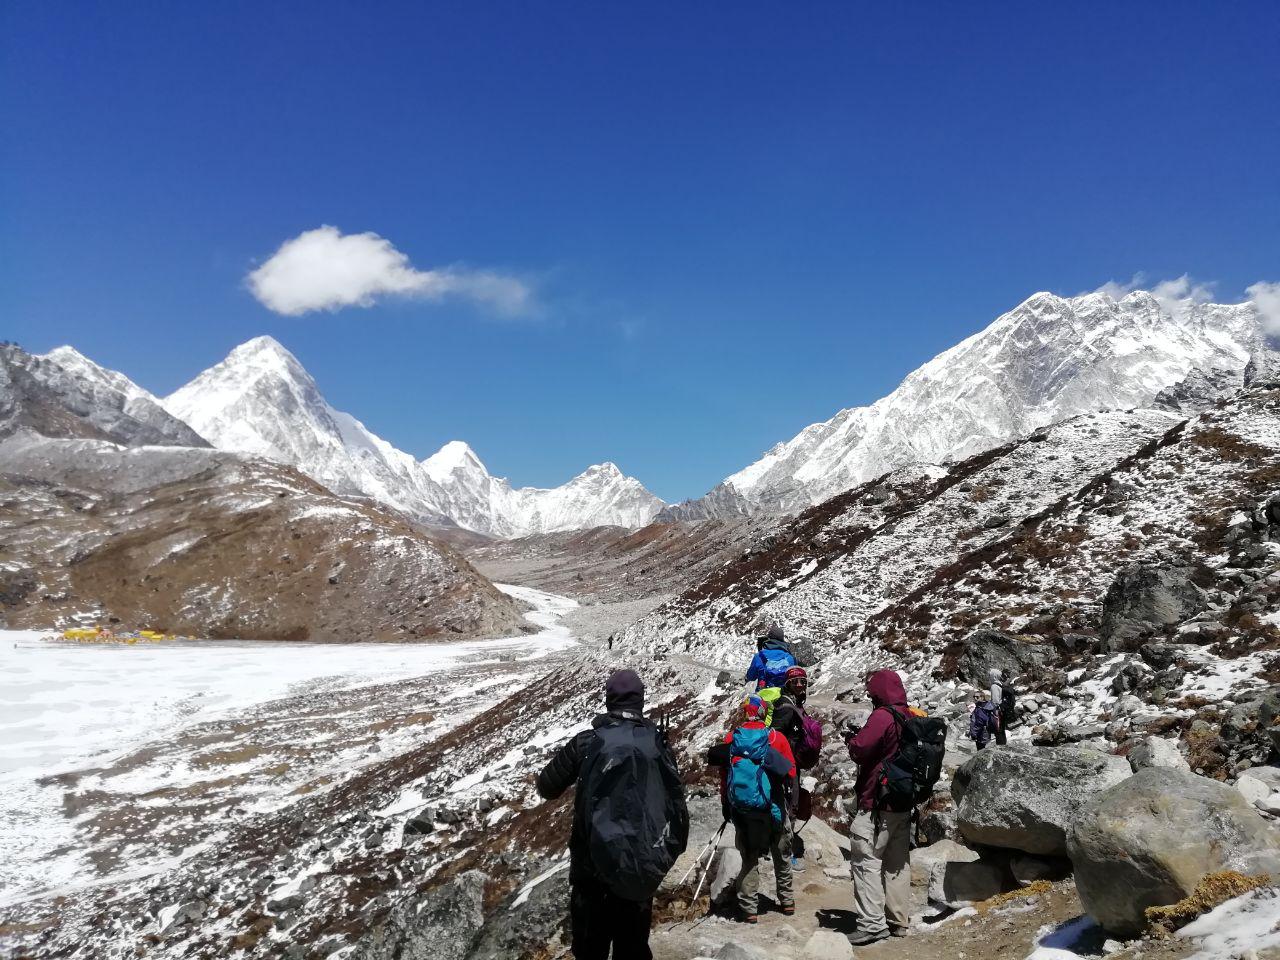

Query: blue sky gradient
left=4, top=1, right=1278, bottom=501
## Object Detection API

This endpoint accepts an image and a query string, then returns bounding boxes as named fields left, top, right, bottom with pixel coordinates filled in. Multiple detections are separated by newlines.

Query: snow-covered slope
left=164, top=337, right=663, bottom=537
left=1, top=344, right=207, bottom=448
left=665, top=289, right=1275, bottom=518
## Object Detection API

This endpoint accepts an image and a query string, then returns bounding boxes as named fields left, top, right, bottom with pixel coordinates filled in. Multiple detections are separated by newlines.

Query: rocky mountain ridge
left=164, top=336, right=664, bottom=537
left=0, top=342, right=527, bottom=641
left=665, top=289, right=1277, bottom=520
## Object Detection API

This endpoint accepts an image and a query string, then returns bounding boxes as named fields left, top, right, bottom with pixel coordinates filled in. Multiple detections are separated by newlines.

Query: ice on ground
left=1024, top=915, right=1101, bottom=960
left=0, top=586, right=579, bottom=904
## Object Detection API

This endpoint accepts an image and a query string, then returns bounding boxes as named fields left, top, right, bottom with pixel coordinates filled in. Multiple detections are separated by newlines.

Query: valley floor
left=0, top=584, right=578, bottom=908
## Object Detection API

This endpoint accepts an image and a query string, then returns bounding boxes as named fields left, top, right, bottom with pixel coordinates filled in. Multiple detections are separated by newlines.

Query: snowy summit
left=164, top=337, right=664, bottom=537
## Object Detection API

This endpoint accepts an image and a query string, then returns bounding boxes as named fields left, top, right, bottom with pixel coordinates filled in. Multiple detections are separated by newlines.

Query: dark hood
left=866, top=669, right=907, bottom=708
left=604, top=668, right=645, bottom=715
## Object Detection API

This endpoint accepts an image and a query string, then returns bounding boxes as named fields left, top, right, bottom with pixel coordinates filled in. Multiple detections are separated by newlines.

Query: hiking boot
left=847, top=929, right=890, bottom=946
left=740, top=913, right=758, bottom=925
left=780, top=903, right=796, bottom=916
left=889, top=925, right=909, bottom=938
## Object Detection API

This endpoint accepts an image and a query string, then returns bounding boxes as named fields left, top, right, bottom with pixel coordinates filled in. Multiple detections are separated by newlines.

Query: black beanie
left=605, top=669, right=645, bottom=713
left=767, top=623, right=785, bottom=642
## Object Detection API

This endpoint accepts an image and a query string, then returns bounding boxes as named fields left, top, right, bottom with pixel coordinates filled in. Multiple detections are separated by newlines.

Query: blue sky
left=3, top=1, right=1278, bottom=502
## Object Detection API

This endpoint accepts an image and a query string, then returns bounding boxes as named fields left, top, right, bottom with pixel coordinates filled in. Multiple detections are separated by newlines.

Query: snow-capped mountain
left=664, top=288, right=1275, bottom=518
left=163, top=336, right=663, bottom=537
left=1, top=343, right=207, bottom=448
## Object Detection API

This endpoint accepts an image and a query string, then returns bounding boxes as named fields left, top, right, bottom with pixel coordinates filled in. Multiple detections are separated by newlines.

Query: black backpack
left=577, top=720, right=690, bottom=901
left=1000, top=685, right=1017, bottom=724
left=874, top=708, right=947, bottom=813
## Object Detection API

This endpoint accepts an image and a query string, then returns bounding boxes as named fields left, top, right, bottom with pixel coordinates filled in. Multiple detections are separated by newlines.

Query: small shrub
left=1145, top=871, right=1273, bottom=936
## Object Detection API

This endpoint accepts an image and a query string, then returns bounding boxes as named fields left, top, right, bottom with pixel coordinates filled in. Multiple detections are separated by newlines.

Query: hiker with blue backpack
left=745, top=624, right=798, bottom=690
left=536, top=669, right=689, bottom=960
left=706, top=694, right=797, bottom=924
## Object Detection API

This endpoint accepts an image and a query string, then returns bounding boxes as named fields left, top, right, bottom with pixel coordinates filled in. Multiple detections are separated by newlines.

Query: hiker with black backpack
left=706, top=694, right=797, bottom=924
left=536, top=669, right=690, bottom=960
left=770, top=666, right=823, bottom=872
left=990, top=667, right=1013, bottom=746
left=844, top=669, right=946, bottom=946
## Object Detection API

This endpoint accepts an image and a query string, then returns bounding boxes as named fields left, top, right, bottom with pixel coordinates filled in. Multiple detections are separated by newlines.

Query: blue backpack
left=760, top=649, right=797, bottom=688
left=728, top=726, right=777, bottom=820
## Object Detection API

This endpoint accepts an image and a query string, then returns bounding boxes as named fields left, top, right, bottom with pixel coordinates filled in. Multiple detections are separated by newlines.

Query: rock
left=1009, top=854, right=1072, bottom=885
left=1221, top=688, right=1280, bottom=767
left=955, top=629, right=1054, bottom=684
left=348, top=871, right=486, bottom=960
left=469, top=861, right=568, bottom=960
left=1138, top=642, right=1183, bottom=670
left=1128, top=737, right=1189, bottom=773
left=928, top=853, right=1013, bottom=907
left=802, top=930, right=855, bottom=960
left=1237, top=772, right=1275, bottom=806
left=910, top=838, right=977, bottom=883
left=953, top=745, right=1132, bottom=855
left=1100, top=563, right=1208, bottom=652
left=1066, top=767, right=1280, bottom=935
left=715, top=944, right=768, bottom=960
left=917, top=804, right=958, bottom=845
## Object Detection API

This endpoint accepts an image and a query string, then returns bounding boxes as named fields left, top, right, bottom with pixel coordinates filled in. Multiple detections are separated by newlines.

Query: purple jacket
left=846, top=670, right=908, bottom=811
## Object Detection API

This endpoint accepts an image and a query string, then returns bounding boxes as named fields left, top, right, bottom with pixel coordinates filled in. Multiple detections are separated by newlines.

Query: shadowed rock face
left=1100, top=563, right=1209, bottom=652
left=955, top=629, right=1055, bottom=685
left=951, top=744, right=1132, bottom=856
left=0, top=344, right=207, bottom=448
left=1067, top=767, right=1280, bottom=935
left=348, top=871, right=487, bottom=960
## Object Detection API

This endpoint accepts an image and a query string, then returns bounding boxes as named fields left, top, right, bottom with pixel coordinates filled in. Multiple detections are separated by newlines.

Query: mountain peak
left=423, top=440, right=486, bottom=482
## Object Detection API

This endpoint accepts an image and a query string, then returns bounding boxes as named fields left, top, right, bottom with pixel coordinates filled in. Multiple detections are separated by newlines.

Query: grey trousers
left=849, top=808, right=911, bottom=935
left=733, top=815, right=794, bottom=915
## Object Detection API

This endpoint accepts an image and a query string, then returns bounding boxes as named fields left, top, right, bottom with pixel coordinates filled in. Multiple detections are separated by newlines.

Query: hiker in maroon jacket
left=844, top=669, right=911, bottom=945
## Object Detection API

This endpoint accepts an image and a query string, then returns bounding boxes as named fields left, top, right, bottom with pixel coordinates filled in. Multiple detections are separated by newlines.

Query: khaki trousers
left=849, top=808, right=910, bottom=935
left=733, top=814, right=794, bottom=915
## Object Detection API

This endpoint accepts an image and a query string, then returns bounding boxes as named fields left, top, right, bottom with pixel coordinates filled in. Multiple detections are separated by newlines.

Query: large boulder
left=349, top=871, right=486, bottom=960
left=1066, top=767, right=1280, bottom=935
left=952, top=745, right=1131, bottom=855
left=955, top=629, right=1054, bottom=684
left=469, top=861, right=569, bottom=960
left=1127, top=736, right=1190, bottom=773
left=1100, top=563, right=1208, bottom=652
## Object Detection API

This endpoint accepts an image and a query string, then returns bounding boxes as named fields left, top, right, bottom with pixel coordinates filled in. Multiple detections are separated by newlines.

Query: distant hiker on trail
left=845, top=669, right=945, bottom=946
left=536, top=669, right=689, bottom=960
left=745, top=624, right=797, bottom=690
left=969, top=691, right=1000, bottom=750
left=707, top=694, right=797, bottom=923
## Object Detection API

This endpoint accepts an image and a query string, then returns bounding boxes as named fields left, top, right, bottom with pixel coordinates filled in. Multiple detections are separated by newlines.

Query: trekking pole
left=676, top=820, right=726, bottom=888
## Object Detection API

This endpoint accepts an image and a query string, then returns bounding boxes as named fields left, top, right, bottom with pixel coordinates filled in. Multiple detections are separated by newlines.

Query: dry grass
left=1145, top=871, right=1273, bottom=936
left=976, top=880, right=1053, bottom=914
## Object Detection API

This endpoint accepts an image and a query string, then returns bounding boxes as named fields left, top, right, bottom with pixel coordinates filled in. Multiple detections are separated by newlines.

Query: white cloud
left=1248, top=281, right=1280, bottom=336
left=247, top=226, right=534, bottom=317
left=1150, top=274, right=1215, bottom=318
left=1090, top=273, right=1216, bottom=318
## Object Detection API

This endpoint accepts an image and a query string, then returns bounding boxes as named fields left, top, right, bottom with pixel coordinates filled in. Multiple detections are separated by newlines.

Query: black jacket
left=537, top=711, right=687, bottom=886
left=771, top=694, right=805, bottom=760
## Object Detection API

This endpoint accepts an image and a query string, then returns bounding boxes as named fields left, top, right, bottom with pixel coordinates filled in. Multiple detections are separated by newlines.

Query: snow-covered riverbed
left=0, top=584, right=576, bottom=904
